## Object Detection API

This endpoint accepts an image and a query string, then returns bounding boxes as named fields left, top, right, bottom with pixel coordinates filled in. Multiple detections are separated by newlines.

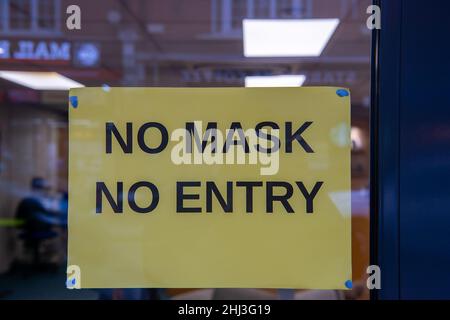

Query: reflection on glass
left=0, top=0, right=371, bottom=300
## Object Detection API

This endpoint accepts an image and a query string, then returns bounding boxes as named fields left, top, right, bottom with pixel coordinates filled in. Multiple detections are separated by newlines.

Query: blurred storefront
left=0, top=0, right=120, bottom=274
left=0, top=0, right=371, bottom=300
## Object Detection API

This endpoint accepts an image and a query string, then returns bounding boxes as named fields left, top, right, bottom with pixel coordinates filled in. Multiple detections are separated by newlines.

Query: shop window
left=213, top=0, right=313, bottom=35
left=0, top=0, right=60, bottom=34
left=9, top=0, right=31, bottom=30
left=37, top=0, right=57, bottom=30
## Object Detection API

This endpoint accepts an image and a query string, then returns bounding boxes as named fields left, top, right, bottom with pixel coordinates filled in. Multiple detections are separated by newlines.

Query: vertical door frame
left=370, top=0, right=402, bottom=299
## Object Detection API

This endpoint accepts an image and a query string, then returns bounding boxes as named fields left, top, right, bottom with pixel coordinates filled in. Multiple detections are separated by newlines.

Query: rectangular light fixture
left=245, top=75, right=306, bottom=87
left=243, top=19, right=340, bottom=57
left=0, top=71, right=84, bottom=90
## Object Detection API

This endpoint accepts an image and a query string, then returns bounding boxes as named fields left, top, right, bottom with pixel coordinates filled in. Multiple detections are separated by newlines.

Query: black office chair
left=15, top=197, right=58, bottom=270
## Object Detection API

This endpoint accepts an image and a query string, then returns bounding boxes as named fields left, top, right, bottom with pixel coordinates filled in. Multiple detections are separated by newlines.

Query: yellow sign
left=68, top=87, right=351, bottom=289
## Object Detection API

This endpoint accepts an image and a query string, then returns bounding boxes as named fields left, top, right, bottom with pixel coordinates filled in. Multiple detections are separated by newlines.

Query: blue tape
left=69, top=96, right=78, bottom=108
left=336, top=89, right=349, bottom=97
left=345, top=280, right=353, bottom=289
left=66, top=278, right=76, bottom=288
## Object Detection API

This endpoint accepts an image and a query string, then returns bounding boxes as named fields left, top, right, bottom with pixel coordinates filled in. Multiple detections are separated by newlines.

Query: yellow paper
left=68, top=87, right=351, bottom=289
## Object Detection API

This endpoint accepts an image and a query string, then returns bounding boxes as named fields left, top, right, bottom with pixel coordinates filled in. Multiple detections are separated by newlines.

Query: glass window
left=254, top=0, right=271, bottom=18
left=37, top=0, right=56, bottom=30
left=1, top=0, right=59, bottom=33
left=9, top=0, right=31, bottom=30
left=0, top=0, right=372, bottom=300
left=231, top=0, right=247, bottom=30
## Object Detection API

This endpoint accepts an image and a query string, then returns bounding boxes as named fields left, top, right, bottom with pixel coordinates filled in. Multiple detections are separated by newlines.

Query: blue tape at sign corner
left=69, top=96, right=78, bottom=108
left=345, top=280, right=353, bottom=289
left=336, top=89, right=349, bottom=97
left=66, top=277, right=77, bottom=288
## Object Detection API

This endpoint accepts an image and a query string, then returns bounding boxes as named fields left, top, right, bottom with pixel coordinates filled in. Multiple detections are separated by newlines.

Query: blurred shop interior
left=0, top=0, right=371, bottom=300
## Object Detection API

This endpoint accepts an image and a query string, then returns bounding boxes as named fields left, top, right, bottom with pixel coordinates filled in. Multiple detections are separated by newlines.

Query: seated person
left=15, top=177, right=58, bottom=265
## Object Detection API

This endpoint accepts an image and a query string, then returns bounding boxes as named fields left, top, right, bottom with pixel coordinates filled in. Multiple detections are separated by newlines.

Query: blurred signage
left=0, top=40, right=70, bottom=61
left=68, top=87, right=351, bottom=289
left=181, top=68, right=272, bottom=83
left=73, top=43, right=100, bottom=67
left=181, top=67, right=357, bottom=85
left=0, top=40, right=100, bottom=67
